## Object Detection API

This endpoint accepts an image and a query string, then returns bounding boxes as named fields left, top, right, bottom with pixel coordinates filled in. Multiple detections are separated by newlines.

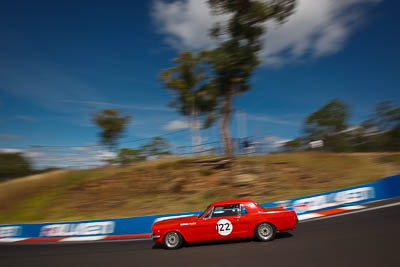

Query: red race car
left=151, top=199, right=298, bottom=249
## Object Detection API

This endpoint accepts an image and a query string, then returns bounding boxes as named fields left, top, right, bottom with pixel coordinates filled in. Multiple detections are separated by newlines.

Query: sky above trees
left=0, top=0, right=399, bottom=165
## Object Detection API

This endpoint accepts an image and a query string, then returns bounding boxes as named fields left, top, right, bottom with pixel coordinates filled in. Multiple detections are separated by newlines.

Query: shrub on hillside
left=0, top=152, right=33, bottom=181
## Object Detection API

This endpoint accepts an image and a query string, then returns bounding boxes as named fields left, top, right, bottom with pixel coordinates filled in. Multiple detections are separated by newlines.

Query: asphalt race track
left=2, top=199, right=400, bottom=267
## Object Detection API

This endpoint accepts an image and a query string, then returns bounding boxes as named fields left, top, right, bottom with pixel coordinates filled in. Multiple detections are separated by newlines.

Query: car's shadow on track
left=152, top=232, right=293, bottom=249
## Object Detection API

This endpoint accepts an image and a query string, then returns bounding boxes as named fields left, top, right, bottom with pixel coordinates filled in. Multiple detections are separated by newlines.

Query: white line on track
left=53, top=237, right=153, bottom=244
left=79, top=238, right=153, bottom=244
left=297, top=213, right=323, bottom=221
left=301, top=201, right=400, bottom=223
left=60, top=236, right=106, bottom=242
left=340, top=205, right=366, bottom=210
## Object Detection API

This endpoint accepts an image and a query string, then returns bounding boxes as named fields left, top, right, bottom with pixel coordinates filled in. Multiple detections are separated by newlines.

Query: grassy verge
left=0, top=152, right=399, bottom=224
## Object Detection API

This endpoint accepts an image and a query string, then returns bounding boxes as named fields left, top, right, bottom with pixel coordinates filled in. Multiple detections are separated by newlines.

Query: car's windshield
left=197, top=205, right=211, bottom=219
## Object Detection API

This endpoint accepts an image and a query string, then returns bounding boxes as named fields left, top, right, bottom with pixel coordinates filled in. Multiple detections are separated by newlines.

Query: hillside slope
left=1, top=152, right=399, bottom=224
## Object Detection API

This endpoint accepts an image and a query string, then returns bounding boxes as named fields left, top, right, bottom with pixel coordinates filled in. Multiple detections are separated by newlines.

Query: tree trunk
left=220, top=92, right=233, bottom=157
left=190, top=112, right=201, bottom=155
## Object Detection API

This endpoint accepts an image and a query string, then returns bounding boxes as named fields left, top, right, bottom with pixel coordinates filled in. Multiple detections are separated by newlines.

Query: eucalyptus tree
left=92, top=109, right=131, bottom=151
left=206, top=0, right=297, bottom=156
left=159, top=51, right=216, bottom=152
left=366, top=101, right=400, bottom=151
left=304, top=99, right=350, bottom=151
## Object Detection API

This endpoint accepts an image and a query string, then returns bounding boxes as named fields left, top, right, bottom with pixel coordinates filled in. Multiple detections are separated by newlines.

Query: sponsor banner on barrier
left=275, top=186, right=376, bottom=214
left=40, top=221, right=115, bottom=237
left=0, top=226, right=21, bottom=238
left=1, top=174, right=398, bottom=239
left=0, top=211, right=198, bottom=239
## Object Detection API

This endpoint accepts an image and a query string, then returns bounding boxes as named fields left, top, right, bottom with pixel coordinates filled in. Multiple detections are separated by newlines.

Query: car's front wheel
left=254, top=222, right=276, bottom=242
left=163, top=231, right=183, bottom=249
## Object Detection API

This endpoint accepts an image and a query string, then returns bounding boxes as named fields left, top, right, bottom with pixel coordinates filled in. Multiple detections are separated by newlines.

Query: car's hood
left=153, top=215, right=198, bottom=226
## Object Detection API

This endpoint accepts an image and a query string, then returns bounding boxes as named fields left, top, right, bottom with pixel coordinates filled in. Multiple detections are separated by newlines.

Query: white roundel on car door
left=216, top=219, right=233, bottom=236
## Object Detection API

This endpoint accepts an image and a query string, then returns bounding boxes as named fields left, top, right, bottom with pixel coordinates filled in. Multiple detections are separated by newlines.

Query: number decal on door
left=216, top=219, right=233, bottom=236
left=216, top=223, right=229, bottom=232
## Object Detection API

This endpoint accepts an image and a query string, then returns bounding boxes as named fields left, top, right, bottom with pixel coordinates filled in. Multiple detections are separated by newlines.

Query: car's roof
left=211, top=199, right=254, bottom=206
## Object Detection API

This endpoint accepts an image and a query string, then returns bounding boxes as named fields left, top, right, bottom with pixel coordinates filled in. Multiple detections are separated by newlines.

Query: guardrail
left=1, top=174, right=399, bottom=241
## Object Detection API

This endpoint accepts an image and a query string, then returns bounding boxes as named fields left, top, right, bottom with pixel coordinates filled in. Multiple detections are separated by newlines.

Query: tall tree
left=92, top=109, right=131, bottom=151
left=159, top=51, right=216, bottom=152
left=304, top=99, right=349, bottom=151
left=366, top=101, right=400, bottom=151
left=370, top=101, right=400, bottom=132
left=206, top=0, right=296, bottom=156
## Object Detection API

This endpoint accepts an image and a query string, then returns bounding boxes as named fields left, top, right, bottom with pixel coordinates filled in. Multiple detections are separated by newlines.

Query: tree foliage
left=303, top=99, right=350, bottom=151
left=286, top=99, right=400, bottom=153
left=115, top=137, right=171, bottom=165
left=159, top=1, right=296, bottom=157
left=304, top=99, right=349, bottom=140
left=117, top=148, right=144, bottom=165
left=92, top=109, right=131, bottom=151
left=283, top=137, right=304, bottom=151
left=369, top=101, right=400, bottom=132
left=159, top=51, right=216, bottom=124
left=206, top=0, right=296, bottom=156
left=0, top=153, right=32, bottom=181
left=364, top=101, right=400, bottom=151
left=139, top=136, right=171, bottom=158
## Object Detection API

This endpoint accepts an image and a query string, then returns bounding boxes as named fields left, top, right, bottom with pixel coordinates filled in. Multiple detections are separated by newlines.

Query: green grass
left=0, top=152, right=399, bottom=224
left=0, top=192, right=58, bottom=222
left=378, top=154, right=400, bottom=165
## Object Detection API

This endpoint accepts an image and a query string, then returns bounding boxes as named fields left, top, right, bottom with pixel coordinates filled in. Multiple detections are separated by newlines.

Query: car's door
left=192, top=204, right=249, bottom=241
left=187, top=206, right=214, bottom=242
left=235, top=204, right=252, bottom=238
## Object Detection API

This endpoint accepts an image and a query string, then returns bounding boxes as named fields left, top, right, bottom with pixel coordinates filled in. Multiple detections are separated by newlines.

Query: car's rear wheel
left=254, top=222, right=276, bottom=242
left=163, top=231, right=183, bottom=249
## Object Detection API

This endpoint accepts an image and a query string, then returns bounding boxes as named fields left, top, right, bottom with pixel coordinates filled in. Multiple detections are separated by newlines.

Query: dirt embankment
left=0, top=152, right=399, bottom=224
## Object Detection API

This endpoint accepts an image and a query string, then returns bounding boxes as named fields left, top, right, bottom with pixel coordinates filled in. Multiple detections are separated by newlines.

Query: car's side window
left=211, top=204, right=240, bottom=218
left=240, top=204, right=248, bottom=215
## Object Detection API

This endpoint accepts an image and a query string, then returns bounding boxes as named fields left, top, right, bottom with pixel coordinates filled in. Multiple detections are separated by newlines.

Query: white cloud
left=152, top=0, right=381, bottom=65
left=163, top=120, right=189, bottom=131
left=95, top=151, right=117, bottom=161
left=70, top=146, right=88, bottom=151
left=0, top=148, right=23, bottom=153
left=152, top=0, right=230, bottom=50
left=1, top=146, right=117, bottom=169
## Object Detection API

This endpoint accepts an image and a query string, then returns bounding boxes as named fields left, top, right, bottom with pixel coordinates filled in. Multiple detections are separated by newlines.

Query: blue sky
left=0, top=0, right=399, bottom=165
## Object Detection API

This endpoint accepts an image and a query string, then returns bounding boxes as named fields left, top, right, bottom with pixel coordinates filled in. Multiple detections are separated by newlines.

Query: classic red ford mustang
left=151, top=199, right=298, bottom=249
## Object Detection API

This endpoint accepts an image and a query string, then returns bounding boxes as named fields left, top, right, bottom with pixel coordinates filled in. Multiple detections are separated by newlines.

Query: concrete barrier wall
left=1, top=174, right=399, bottom=240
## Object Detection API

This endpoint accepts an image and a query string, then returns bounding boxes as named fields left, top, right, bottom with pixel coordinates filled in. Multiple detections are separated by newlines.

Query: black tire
left=163, top=231, right=183, bottom=249
left=254, top=222, right=276, bottom=242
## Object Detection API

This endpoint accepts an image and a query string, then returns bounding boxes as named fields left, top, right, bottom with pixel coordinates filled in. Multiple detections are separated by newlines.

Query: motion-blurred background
left=0, top=0, right=399, bottom=223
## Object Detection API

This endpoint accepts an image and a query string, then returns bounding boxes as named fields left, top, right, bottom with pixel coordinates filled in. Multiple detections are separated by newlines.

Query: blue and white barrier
left=0, top=174, right=399, bottom=242
left=263, top=174, right=400, bottom=213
